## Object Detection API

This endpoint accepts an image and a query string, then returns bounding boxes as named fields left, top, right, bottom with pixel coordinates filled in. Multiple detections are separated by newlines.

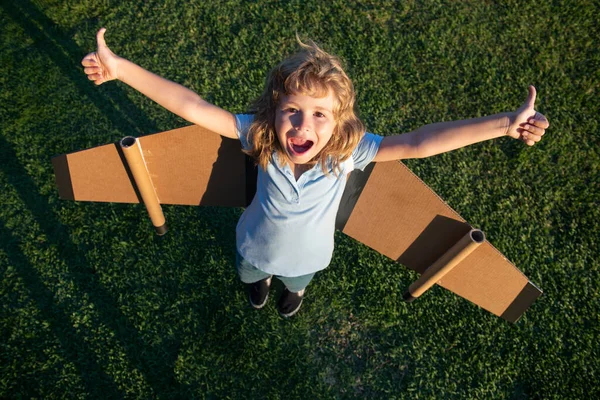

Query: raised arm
left=81, top=28, right=238, bottom=139
left=373, top=86, right=549, bottom=162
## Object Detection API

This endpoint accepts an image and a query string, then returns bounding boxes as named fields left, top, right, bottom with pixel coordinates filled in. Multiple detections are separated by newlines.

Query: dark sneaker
left=248, top=277, right=271, bottom=309
left=277, top=288, right=304, bottom=318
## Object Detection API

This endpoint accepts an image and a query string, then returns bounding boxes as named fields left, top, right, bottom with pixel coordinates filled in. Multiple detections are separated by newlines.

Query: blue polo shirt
left=235, top=114, right=382, bottom=277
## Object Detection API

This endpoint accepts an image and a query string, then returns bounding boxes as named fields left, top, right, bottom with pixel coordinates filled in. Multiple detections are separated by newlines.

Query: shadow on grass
left=0, top=1, right=197, bottom=396
left=1, top=132, right=189, bottom=398
left=0, top=219, right=124, bottom=398
left=0, top=0, right=158, bottom=139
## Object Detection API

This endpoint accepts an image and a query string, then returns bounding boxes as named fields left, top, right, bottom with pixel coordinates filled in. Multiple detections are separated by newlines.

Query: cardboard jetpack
left=51, top=124, right=542, bottom=322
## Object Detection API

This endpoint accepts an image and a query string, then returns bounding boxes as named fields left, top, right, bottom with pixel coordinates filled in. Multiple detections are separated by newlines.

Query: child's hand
left=81, top=28, right=120, bottom=85
left=506, top=85, right=550, bottom=146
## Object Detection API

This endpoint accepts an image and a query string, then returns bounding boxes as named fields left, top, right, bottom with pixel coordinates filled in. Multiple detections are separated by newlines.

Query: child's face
left=275, top=91, right=337, bottom=165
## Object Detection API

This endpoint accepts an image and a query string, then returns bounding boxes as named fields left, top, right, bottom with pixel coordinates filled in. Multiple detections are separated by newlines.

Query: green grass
left=1, top=0, right=598, bottom=398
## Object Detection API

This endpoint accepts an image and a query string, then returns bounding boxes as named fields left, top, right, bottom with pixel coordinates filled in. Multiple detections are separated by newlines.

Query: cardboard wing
left=336, top=162, right=541, bottom=322
left=52, top=125, right=256, bottom=233
left=52, top=125, right=541, bottom=322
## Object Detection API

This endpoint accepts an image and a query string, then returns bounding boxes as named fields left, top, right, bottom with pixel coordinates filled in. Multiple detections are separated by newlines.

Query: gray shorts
left=235, top=252, right=315, bottom=293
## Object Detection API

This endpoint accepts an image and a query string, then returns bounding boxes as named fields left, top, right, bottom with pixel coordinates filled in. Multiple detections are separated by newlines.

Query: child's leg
left=276, top=273, right=315, bottom=318
left=235, top=252, right=272, bottom=309
left=278, top=273, right=315, bottom=293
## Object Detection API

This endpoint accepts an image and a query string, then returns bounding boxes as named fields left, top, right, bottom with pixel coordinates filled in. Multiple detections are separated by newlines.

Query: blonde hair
left=244, top=37, right=365, bottom=175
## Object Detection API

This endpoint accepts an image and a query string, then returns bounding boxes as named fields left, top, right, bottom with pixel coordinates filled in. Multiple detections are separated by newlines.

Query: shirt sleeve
left=235, top=114, right=255, bottom=150
left=351, top=132, right=384, bottom=171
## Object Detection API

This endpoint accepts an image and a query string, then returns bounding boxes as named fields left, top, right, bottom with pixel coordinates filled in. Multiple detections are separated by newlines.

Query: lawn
left=1, top=0, right=598, bottom=398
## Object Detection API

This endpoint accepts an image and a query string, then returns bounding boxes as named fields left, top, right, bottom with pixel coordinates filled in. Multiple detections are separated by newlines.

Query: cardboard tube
left=403, top=229, right=484, bottom=301
left=120, top=136, right=168, bottom=235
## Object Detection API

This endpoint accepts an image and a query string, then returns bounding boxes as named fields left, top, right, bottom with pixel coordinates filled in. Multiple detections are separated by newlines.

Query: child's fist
left=81, top=28, right=120, bottom=85
left=506, top=86, right=549, bottom=146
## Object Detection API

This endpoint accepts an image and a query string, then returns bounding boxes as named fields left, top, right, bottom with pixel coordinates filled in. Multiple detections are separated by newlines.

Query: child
left=82, top=28, right=549, bottom=318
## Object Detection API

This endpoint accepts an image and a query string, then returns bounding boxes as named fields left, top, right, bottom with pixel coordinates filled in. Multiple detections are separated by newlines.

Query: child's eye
left=285, top=107, right=298, bottom=113
left=314, top=112, right=325, bottom=118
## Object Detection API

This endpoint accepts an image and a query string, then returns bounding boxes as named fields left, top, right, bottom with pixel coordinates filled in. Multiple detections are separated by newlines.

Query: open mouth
left=289, top=137, right=314, bottom=155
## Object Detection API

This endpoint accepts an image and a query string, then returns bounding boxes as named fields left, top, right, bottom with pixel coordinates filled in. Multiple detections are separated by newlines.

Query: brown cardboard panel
left=343, top=162, right=468, bottom=264
left=408, top=229, right=484, bottom=298
left=343, top=161, right=541, bottom=320
left=138, top=125, right=246, bottom=206
left=52, top=125, right=247, bottom=206
left=397, top=215, right=472, bottom=274
left=60, top=142, right=139, bottom=203
left=501, top=281, right=543, bottom=323
left=438, top=243, right=530, bottom=317
left=336, top=163, right=375, bottom=230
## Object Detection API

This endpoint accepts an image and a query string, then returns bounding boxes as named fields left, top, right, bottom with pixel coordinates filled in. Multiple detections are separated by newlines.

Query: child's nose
left=292, top=112, right=312, bottom=131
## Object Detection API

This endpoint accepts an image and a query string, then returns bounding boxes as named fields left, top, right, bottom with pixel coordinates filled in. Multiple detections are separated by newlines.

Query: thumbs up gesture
left=81, top=28, right=120, bottom=85
left=506, top=86, right=550, bottom=146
